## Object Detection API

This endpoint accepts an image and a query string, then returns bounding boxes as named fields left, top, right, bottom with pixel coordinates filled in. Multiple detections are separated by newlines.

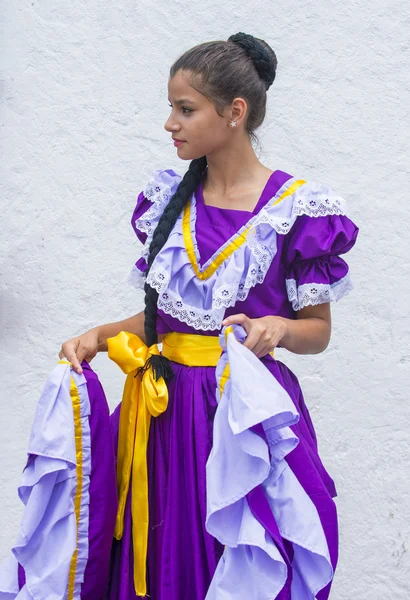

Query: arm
left=59, top=311, right=146, bottom=374
left=222, top=303, right=331, bottom=358
left=95, top=311, right=146, bottom=351
left=277, top=303, right=331, bottom=355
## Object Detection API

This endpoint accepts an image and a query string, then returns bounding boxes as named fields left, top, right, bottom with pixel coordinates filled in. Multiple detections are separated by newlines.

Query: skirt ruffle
left=106, top=339, right=337, bottom=600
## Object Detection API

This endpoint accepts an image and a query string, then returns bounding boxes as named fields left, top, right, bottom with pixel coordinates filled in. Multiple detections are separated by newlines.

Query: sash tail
left=107, top=330, right=224, bottom=596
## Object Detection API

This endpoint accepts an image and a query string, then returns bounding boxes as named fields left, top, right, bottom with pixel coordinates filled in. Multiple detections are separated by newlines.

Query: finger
left=252, top=332, right=274, bottom=357
left=255, top=343, right=276, bottom=358
left=82, top=350, right=97, bottom=365
left=255, top=333, right=282, bottom=358
left=243, top=328, right=262, bottom=352
left=253, top=339, right=270, bottom=357
left=63, top=347, right=83, bottom=374
left=222, top=313, right=249, bottom=329
left=76, top=345, right=98, bottom=369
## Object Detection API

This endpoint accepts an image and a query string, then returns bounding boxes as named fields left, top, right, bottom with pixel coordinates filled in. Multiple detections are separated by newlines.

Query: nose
left=164, top=112, right=180, bottom=133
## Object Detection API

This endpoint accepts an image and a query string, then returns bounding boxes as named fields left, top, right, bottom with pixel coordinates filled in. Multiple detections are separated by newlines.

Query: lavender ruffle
left=205, top=325, right=333, bottom=598
left=0, top=364, right=117, bottom=600
left=0, top=364, right=92, bottom=599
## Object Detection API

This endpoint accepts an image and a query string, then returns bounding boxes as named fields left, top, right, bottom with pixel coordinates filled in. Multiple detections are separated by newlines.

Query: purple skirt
left=106, top=358, right=338, bottom=600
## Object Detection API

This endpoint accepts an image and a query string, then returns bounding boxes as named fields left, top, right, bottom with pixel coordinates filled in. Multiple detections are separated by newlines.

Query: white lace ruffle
left=187, top=194, right=275, bottom=288
left=128, top=264, right=146, bottom=290
left=148, top=263, right=255, bottom=330
left=253, top=181, right=348, bottom=235
left=286, top=273, right=353, bottom=311
left=157, top=286, right=223, bottom=331
left=145, top=199, right=276, bottom=328
left=245, top=226, right=276, bottom=283
left=146, top=261, right=170, bottom=293
left=139, top=170, right=182, bottom=232
left=133, top=169, right=182, bottom=258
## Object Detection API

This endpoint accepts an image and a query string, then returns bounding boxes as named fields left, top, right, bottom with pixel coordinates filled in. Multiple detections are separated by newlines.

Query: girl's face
left=164, top=70, right=233, bottom=160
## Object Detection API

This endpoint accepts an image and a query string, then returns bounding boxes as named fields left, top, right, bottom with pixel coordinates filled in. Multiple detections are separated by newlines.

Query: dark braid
left=227, top=33, right=277, bottom=90
left=142, top=156, right=207, bottom=381
left=141, top=32, right=277, bottom=380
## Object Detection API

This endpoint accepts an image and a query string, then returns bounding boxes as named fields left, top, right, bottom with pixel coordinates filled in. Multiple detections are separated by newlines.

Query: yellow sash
left=162, top=331, right=222, bottom=365
left=107, top=330, right=222, bottom=596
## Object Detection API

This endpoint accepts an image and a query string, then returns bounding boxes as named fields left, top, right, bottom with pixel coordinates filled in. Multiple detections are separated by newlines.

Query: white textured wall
left=1, top=2, right=409, bottom=598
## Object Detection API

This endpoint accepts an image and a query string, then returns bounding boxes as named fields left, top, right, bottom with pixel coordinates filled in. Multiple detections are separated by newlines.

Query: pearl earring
left=230, top=121, right=237, bottom=127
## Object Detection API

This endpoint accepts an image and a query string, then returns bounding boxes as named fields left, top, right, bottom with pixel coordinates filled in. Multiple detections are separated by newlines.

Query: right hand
left=59, top=328, right=100, bottom=374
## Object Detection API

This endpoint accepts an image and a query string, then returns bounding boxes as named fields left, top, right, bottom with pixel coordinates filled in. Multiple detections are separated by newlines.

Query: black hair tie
left=228, top=32, right=277, bottom=90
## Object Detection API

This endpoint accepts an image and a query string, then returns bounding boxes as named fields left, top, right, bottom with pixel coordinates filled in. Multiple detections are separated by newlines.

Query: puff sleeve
left=284, top=185, right=359, bottom=311
left=129, top=169, right=182, bottom=288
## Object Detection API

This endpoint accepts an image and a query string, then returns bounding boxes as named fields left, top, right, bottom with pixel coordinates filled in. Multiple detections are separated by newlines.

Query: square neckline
left=196, top=170, right=280, bottom=216
left=185, top=170, right=296, bottom=275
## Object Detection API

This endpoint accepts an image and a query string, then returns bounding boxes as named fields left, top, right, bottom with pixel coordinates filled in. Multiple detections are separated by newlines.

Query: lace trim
left=254, top=192, right=347, bottom=236
left=292, top=192, right=347, bottom=218
left=157, top=287, right=223, bottom=331
left=147, top=258, right=269, bottom=330
left=188, top=197, right=275, bottom=288
left=147, top=267, right=239, bottom=330
left=146, top=262, right=171, bottom=293
left=286, top=273, right=353, bottom=311
left=129, top=264, right=146, bottom=290
left=246, top=226, right=276, bottom=279
left=133, top=170, right=182, bottom=239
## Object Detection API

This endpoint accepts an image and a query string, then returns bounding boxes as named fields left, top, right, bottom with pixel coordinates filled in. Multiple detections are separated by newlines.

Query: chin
left=177, top=148, right=206, bottom=161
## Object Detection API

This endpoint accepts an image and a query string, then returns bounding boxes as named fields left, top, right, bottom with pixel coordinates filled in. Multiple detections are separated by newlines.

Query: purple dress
left=108, top=168, right=359, bottom=599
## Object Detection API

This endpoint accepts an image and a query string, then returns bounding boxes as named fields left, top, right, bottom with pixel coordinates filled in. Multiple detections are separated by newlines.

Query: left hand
left=221, top=314, right=288, bottom=358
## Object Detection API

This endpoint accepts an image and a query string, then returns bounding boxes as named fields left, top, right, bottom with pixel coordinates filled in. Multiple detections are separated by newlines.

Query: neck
left=204, top=134, right=270, bottom=193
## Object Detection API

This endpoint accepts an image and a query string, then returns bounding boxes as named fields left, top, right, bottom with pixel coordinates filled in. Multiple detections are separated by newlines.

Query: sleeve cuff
left=286, top=272, right=353, bottom=311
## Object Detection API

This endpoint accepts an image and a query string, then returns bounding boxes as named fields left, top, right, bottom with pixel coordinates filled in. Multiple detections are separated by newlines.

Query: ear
left=230, top=97, right=248, bottom=126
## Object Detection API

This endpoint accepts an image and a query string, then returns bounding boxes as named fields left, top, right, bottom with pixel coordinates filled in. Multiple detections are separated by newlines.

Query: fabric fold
left=205, top=325, right=334, bottom=599
left=0, top=362, right=117, bottom=600
left=283, top=209, right=358, bottom=310
left=0, top=363, right=91, bottom=600
left=107, top=331, right=169, bottom=597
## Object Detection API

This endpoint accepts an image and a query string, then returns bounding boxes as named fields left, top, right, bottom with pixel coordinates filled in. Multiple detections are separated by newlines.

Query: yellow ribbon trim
left=66, top=374, right=83, bottom=600
left=271, top=178, right=306, bottom=207
left=183, top=179, right=307, bottom=281
left=217, top=326, right=234, bottom=396
left=107, top=331, right=168, bottom=597
left=183, top=202, right=251, bottom=280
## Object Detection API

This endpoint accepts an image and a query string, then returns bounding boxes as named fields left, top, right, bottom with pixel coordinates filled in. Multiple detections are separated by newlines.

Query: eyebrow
left=169, top=98, right=195, bottom=105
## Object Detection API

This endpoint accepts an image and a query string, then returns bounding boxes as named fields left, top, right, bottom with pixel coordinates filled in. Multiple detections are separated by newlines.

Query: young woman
left=60, top=32, right=359, bottom=600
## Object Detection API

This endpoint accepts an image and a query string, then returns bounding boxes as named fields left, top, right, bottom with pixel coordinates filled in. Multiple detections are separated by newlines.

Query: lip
left=172, top=138, right=186, bottom=147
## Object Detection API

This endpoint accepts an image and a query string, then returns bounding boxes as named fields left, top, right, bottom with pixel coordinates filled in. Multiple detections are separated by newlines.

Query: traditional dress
left=107, top=167, right=359, bottom=599
left=0, top=167, right=359, bottom=600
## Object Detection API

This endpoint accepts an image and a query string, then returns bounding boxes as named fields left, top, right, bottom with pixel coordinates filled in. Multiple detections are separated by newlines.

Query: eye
left=168, top=102, right=192, bottom=114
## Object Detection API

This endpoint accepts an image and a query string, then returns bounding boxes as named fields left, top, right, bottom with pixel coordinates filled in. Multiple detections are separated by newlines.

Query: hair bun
left=228, top=32, right=277, bottom=90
